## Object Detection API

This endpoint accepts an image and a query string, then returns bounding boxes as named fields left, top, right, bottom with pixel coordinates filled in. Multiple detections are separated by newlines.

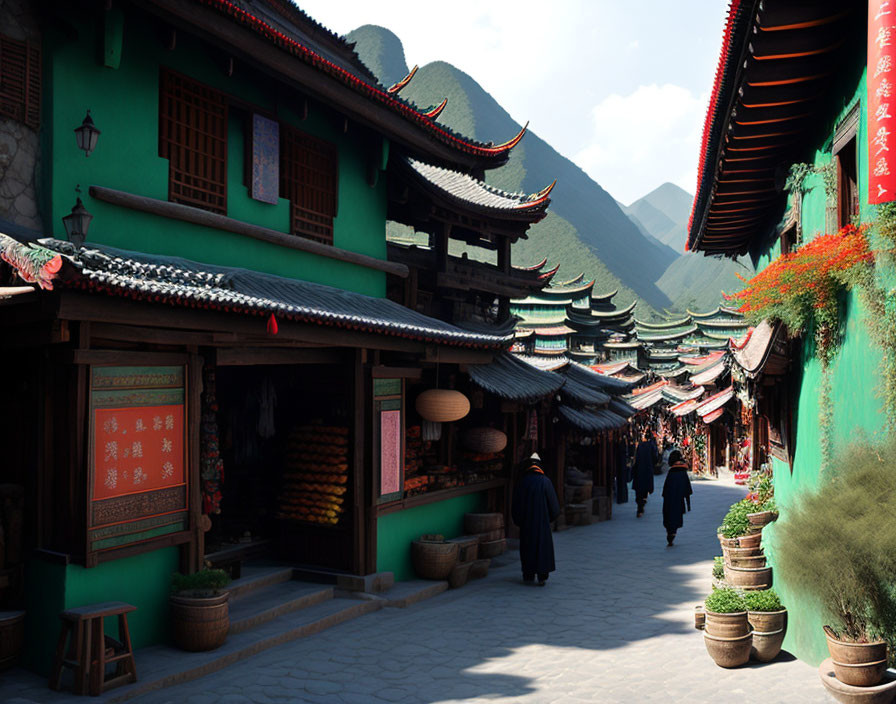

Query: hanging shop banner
left=380, top=410, right=402, bottom=496
left=869, top=0, right=896, bottom=203
left=89, top=366, right=189, bottom=554
left=374, top=378, right=403, bottom=504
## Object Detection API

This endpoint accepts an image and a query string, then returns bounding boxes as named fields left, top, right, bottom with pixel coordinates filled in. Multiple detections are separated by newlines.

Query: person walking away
left=662, top=450, right=692, bottom=546
left=615, top=435, right=630, bottom=504
left=511, top=453, right=561, bottom=586
left=632, top=432, right=656, bottom=517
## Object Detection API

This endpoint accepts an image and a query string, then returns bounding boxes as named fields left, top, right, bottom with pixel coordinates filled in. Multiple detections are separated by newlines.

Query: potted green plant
left=744, top=589, right=787, bottom=662
left=718, top=499, right=761, bottom=549
left=170, top=569, right=231, bottom=652
left=748, top=496, right=778, bottom=528
left=703, top=588, right=752, bottom=668
left=775, top=439, right=896, bottom=689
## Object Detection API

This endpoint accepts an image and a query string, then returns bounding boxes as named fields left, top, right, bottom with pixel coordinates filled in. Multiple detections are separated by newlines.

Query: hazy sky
left=297, top=1, right=729, bottom=205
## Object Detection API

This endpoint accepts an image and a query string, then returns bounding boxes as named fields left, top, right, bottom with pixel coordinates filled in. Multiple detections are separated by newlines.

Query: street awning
left=690, top=359, right=728, bottom=386
left=731, top=320, right=779, bottom=379
left=669, top=398, right=701, bottom=417
left=703, top=407, right=726, bottom=424
left=558, top=404, right=628, bottom=432
left=468, top=352, right=565, bottom=403
left=627, top=388, right=666, bottom=411
left=560, top=376, right=610, bottom=407
left=696, top=386, right=734, bottom=418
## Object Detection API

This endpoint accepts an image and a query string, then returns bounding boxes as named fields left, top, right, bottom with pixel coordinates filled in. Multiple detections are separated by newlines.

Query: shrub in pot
left=703, top=588, right=751, bottom=668
left=744, top=589, right=787, bottom=662
left=170, top=569, right=231, bottom=652
left=775, top=438, right=896, bottom=687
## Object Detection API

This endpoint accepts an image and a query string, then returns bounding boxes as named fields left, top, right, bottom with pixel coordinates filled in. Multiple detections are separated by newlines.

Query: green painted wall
left=44, top=6, right=387, bottom=296
left=23, top=547, right=179, bottom=676
left=377, top=493, right=486, bottom=581
left=757, top=68, right=891, bottom=665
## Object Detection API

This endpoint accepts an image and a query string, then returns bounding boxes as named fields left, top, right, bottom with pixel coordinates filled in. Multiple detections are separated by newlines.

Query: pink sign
left=869, top=0, right=896, bottom=203
left=380, top=410, right=402, bottom=495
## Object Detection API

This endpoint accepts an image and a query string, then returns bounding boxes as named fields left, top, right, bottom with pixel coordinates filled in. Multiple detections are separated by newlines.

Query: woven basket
left=462, top=427, right=507, bottom=453
left=447, top=536, right=479, bottom=562
left=464, top=513, right=504, bottom=534
left=448, top=561, right=473, bottom=589
left=411, top=540, right=459, bottom=580
left=469, top=558, right=491, bottom=580
left=169, top=593, right=230, bottom=652
left=479, top=538, right=506, bottom=559
left=415, top=389, right=470, bottom=423
left=476, top=528, right=505, bottom=543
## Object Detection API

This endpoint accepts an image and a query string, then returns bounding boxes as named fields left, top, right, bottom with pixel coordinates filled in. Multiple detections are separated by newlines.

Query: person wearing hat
left=662, top=449, right=693, bottom=546
left=511, top=453, right=561, bottom=586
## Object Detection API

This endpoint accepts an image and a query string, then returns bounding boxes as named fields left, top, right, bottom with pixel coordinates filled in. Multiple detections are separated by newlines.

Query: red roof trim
left=686, top=0, right=744, bottom=251
left=198, top=0, right=524, bottom=159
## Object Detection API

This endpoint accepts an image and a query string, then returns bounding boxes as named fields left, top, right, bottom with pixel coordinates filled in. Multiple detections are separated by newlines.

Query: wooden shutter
left=0, top=33, right=40, bottom=130
left=280, top=126, right=337, bottom=245
left=159, top=69, right=228, bottom=215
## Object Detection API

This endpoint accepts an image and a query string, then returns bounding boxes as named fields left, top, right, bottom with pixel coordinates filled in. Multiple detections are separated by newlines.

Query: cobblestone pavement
left=9, top=474, right=834, bottom=704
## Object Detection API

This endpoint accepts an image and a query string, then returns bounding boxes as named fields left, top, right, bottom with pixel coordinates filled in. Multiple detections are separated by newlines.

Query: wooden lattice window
left=159, top=69, right=228, bottom=214
left=0, top=33, right=40, bottom=129
left=280, top=125, right=337, bottom=244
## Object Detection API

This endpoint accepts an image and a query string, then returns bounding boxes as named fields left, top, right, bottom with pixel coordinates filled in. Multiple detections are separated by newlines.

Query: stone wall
left=0, top=0, right=43, bottom=232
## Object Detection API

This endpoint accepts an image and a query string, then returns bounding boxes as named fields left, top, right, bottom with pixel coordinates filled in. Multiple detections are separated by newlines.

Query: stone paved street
left=122, top=474, right=831, bottom=704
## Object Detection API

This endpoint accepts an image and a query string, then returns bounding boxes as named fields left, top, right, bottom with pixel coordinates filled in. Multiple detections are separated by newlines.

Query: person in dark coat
left=662, top=449, right=693, bottom=546
left=631, top=431, right=656, bottom=518
left=511, top=453, right=561, bottom=586
left=615, top=435, right=630, bottom=504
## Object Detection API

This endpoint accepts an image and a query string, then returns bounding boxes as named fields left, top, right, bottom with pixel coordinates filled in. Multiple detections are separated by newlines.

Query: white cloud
left=574, top=83, right=707, bottom=205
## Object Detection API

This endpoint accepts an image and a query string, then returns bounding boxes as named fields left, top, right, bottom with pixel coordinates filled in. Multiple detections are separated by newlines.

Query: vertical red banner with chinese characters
left=870, top=0, right=896, bottom=203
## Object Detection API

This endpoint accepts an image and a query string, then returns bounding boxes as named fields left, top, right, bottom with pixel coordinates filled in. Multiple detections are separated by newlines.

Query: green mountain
left=621, top=182, right=750, bottom=313
left=347, top=25, right=679, bottom=315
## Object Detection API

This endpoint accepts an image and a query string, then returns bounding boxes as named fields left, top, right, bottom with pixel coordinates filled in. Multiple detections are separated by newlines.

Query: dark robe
left=631, top=441, right=655, bottom=500
left=512, top=469, right=561, bottom=576
left=662, top=463, right=693, bottom=531
left=615, top=439, right=629, bottom=504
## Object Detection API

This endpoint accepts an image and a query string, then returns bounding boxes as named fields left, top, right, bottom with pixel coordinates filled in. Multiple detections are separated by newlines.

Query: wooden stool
left=49, top=601, right=137, bottom=696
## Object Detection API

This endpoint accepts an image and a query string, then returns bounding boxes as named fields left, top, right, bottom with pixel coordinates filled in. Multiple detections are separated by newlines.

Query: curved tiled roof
left=687, top=1, right=858, bottom=254
left=4, top=235, right=512, bottom=349
left=189, top=0, right=528, bottom=166
left=467, top=352, right=565, bottom=403
left=558, top=405, right=628, bottom=432
left=403, top=157, right=553, bottom=216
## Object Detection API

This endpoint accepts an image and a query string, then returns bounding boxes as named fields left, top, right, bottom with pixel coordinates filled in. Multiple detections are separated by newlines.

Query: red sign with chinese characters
left=93, top=405, right=185, bottom=500
left=869, top=0, right=896, bottom=203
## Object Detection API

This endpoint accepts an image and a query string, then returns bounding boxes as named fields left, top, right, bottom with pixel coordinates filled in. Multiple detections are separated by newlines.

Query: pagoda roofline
left=512, top=295, right=573, bottom=307
left=149, top=0, right=525, bottom=171
left=543, top=278, right=595, bottom=296
left=634, top=315, right=692, bottom=329
left=637, top=325, right=699, bottom=343
left=688, top=306, right=744, bottom=319
left=589, top=300, right=636, bottom=319
left=559, top=273, right=586, bottom=286
left=387, top=65, right=418, bottom=94
left=591, top=289, right=618, bottom=304
left=695, top=318, right=749, bottom=329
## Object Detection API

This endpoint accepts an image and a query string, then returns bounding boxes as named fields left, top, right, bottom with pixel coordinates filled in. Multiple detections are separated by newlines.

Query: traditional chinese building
left=688, top=0, right=872, bottom=665
left=0, top=0, right=550, bottom=672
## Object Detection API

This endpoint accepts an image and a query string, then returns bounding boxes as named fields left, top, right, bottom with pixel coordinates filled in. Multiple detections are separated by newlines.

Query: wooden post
left=187, top=351, right=204, bottom=573
left=352, top=349, right=366, bottom=575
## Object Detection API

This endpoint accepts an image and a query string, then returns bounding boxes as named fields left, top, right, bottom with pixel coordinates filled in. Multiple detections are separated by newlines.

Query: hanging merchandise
left=422, top=420, right=442, bottom=442
left=200, top=363, right=224, bottom=514
left=415, top=389, right=469, bottom=423
left=257, top=376, right=277, bottom=438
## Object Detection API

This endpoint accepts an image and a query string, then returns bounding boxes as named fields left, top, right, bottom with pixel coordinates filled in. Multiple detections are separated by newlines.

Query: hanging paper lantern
left=462, top=427, right=507, bottom=453
left=415, top=389, right=470, bottom=423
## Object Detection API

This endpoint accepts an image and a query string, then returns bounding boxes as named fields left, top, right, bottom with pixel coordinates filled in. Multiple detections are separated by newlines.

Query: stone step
left=382, top=580, right=449, bottom=608
left=229, top=581, right=334, bottom=634
left=226, top=565, right=296, bottom=602
left=105, top=598, right=381, bottom=703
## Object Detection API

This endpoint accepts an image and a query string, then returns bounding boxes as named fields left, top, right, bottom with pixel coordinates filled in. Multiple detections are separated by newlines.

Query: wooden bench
left=49, top=601, right=137, bottom=696
left=205, top=538, right=271, bottom=579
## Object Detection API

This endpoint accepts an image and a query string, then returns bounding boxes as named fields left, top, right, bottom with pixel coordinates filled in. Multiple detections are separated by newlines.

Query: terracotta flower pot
left=724, top=563, right=772, bottom=590
left=748, top=510, right=777, bottom=527
left=737, top=532, right=763, bottom=549
left=722, top=545, right=764, bottom=560
left=825, top=630, right=889, bottom=687
left=695, top=605, right=705, bottom=631
left=704, top=609, right=750, bottom=638
left=751, top=628, right=786, bottom=663
left=819, top=658, right=896, bottom=703
left=727, top=554, right=768, bottom=569
left=748, top=609, right=787, bottom=634
left=170, top=592, right=229, bottom=652
left=718, top=534, right=740, bottom=549
left=704, top=631, right=753, bottom=668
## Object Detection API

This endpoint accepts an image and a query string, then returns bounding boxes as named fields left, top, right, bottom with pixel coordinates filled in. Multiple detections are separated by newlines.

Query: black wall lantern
left=74, top=110, right=101, bottom=157
left=62, top=190, right=93, bottom=248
